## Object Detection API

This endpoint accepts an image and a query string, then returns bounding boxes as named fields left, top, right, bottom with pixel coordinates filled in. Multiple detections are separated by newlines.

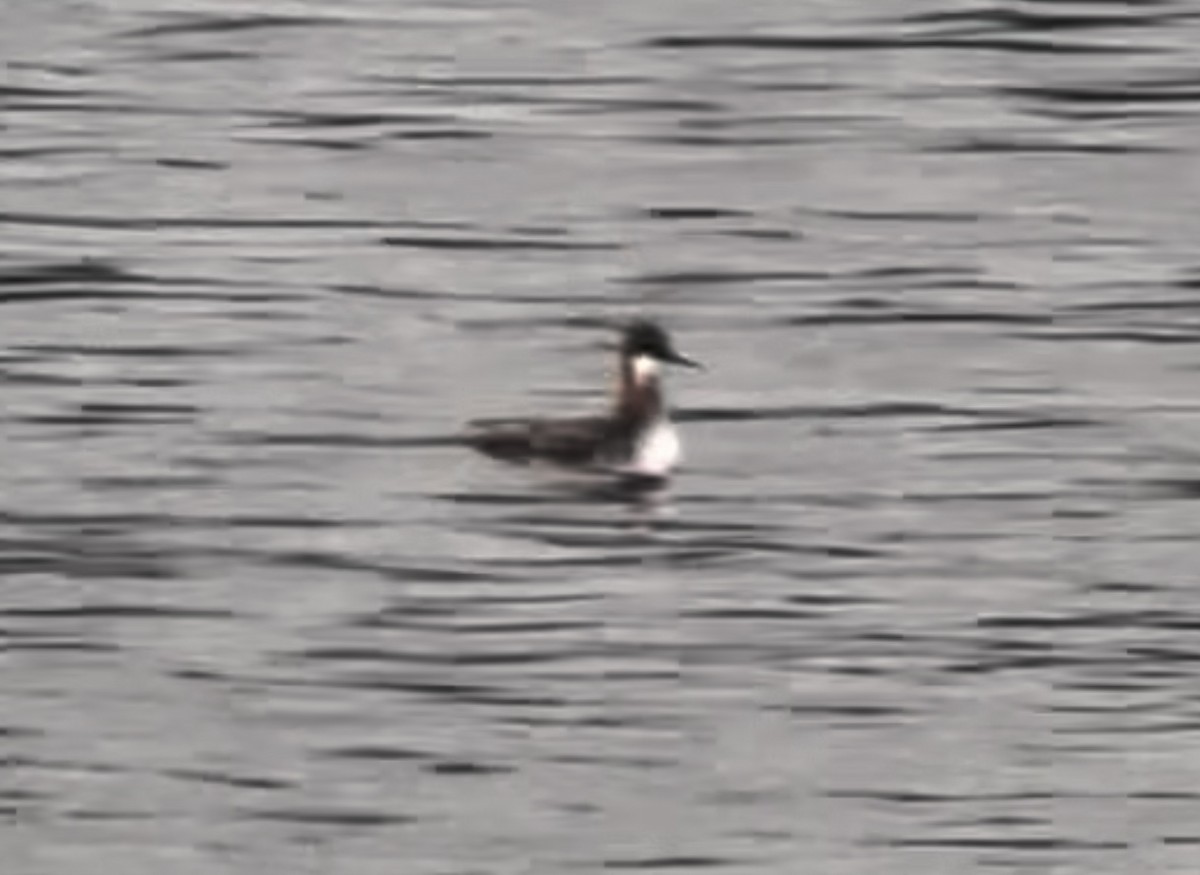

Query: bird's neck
left=613, top=354, right=664, bottom=423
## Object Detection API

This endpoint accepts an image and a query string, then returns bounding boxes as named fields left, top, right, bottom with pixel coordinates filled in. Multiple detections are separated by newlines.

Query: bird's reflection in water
left=546, top=470, right=677, bottom=535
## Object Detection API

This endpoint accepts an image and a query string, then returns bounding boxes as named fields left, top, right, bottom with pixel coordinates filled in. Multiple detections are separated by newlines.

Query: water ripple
left=120, top=12, right=349, bottom=40
left=5, top=1, right=1200, bottom=872
left=647, top=32, right=1160, bottom=55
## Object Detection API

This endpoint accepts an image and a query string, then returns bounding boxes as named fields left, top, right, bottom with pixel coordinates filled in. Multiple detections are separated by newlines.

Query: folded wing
left=466, top=416, right=614, bottom=467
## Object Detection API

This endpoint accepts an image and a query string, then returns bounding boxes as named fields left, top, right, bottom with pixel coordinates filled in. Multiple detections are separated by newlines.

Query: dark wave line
left=0, top=210, right=389, bottom=231
left=829, top=789, right=1053, bottom=804
left=425, top=760, right=514, bottom=776
left=641, top=206, right=754, bottom=220
left=0, top=84, right=103, bottom=99
left=790, top=310, right=1050, bottom=327
left=1125, top=645, right=1200, bottom=665
left=320, top=745, right=430, bottom=761
left=18, top=403, right=198, bottom=428
left=62, top=809, right=156, bottom=822
left=0, top=288, right=302, bottom=306
left=154, top=157, right=227, bottom=170
left=391, top=72, right=648, bottom=88
left=4, top=99, right=208, bottom=115
left=0, top=509, right=376, bottom=530
left=414, top=619, right=600, bottom=636
left=646, top=33, right=1157, bottom=55
left=121, top=13, right=342, bottom=40
left=81, top=475, right=218, bottom=492
left=549, top=753, right=676, bottom=770
left=505, top=514, right=769, bottom=534
left=519, top=538, right=728, bottom=563
left=506, top=710, right=679, bottom=730
left=0, top=789, right=47, bottom=807
left=899, top=6, right=1189, bottom=31
left=121, top=377, right=198, bottom=389
left=386, top=81, right=724, bottom=114
left=389, top=128, right=493, bottom=141
left=224, top=430, right=462, bottom=449
left=82, top=402, right=197, bottom=415
left=331, top=286, right=616, bottom=305
left=146, top=49, right=258, bottom=64
left=290, top=644, right=600, bottom=668
left=887, top=836, right=1127, bottom=851
left=814, top=207, right=989, bottom=223
left=0, top=370, right=80, bottom=388
left=786, top=703, right=911, bottom=718
left=265, top=552, right=505, bottom=584
left=515, top=96, right=727, bottom=114
left=16, top=413, right=196, bottom=428
left=925, top=415, right=1098, bottom=432
left=325, top=283, right=446, bottom=300
left=11, top=342, right=243, bottom=359
left=479, top=549, right=700, bottom=569
left=0, top=259, right=151, bottom=286
left=858, top=279, right=1020, bottom=293
left=0, top=260, right=295, bottom=295
left=849, top=264, right=982, bottom=279
left=353, top=597, right=601, bottom=629
left=943, top=814, right=1048, bottom=831
left=624, top=269, right=828, bottom=285
left=785, top=587, right=879, bottom=606
left=602, top=856, right=736, bottom=869
left=1070, top=296, right=1200, bottom=312
left=682, top=537, right=885, bottom=558
left=8, top=755, right=126, bottom=774
left=679, top=401, right=972, bottom=423
left=336, top=676, right=576, bottom=709
left=163, top=768, right=291, bottom=790
left=436, top=491, right=579, bottom=507
left=634, top=133, right=817, bottom=147
left=258, top=110, right=454, bottom=129
left=382, top=235, right=620, bottom=252
left=1012, top=328, right=1200, bottom=344
left=684, top=607, right=820, bottom=621
left=1026, top=105, right=1182, bottom=123
left=0, top=553, right=175, bottom=580
left=2, top=639, right=119, bottom=653
left=0, top=726, right=41, bottom=738
left=241, top=807, right=415, bottom=827
left=0, top=605, right=234, bottom=620
left=240, top=136, right=367, bottom=152
left=0, top=146, right=107, bottom=159
left=947, top=652, right=1094, bottom=674
left=719, top=227, right=800, bottom=241
left=1129, top=477, right=1200, bottom=500
left=933, top=137, right=1167, bottom=154
left=979, top=610, right=1200, bottom=630
left=1003, top=82, right=1200, bottom=105
left=898, top=490, right=1060, bottom=507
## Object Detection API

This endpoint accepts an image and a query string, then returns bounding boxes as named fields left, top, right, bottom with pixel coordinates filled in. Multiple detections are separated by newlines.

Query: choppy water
left=6, top=1, right=1200, bottom=872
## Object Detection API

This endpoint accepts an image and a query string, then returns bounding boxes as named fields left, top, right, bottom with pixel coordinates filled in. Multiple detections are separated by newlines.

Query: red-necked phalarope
left=466, top=320, right=701, bottom=481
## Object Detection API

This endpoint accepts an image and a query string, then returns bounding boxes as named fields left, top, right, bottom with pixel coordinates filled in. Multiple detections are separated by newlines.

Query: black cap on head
left=621, top=320, right=701, bottom=368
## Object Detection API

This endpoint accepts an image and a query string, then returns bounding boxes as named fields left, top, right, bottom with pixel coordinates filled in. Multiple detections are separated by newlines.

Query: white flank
left=633, top=419, right=681, bottom=476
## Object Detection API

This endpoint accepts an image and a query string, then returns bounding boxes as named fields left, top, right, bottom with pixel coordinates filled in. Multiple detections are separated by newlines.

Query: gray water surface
left=6, top=1, right=1200, bottom=873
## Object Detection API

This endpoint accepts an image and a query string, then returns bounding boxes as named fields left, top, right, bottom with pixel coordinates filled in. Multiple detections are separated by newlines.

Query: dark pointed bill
left=666, top=349, right=703, bottom=370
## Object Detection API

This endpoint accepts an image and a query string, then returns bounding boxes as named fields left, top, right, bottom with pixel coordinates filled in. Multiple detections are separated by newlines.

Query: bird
left=465, top=320, right=701, bottom=482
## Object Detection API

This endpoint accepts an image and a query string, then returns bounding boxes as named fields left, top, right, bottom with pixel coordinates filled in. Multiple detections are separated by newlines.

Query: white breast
left=633, top=419, right=681, bottom=476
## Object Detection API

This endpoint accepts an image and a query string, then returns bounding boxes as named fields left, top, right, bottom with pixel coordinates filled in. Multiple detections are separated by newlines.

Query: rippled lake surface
left=6, top=1, right=1200, bottom=872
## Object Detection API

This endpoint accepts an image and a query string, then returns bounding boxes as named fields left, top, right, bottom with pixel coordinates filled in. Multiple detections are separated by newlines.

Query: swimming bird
left=466, top=320, right=701, bottom=481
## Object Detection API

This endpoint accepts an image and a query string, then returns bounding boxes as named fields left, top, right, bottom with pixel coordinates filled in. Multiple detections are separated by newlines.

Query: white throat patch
left=632, top=354, right=661, bottom=384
